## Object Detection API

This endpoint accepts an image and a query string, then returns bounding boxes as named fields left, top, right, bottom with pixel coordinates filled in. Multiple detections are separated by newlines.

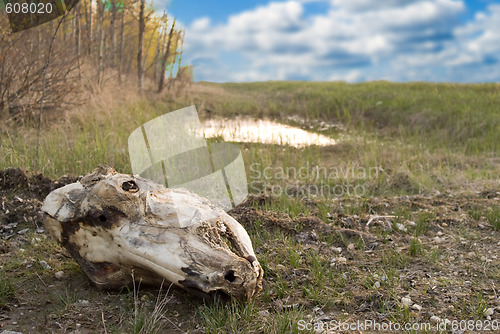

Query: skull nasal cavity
left=224, top=270, right=236, bottom=283
left=122, top=180, right=139, bottom=192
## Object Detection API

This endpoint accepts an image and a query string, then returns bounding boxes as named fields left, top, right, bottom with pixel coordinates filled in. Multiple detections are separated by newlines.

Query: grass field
left=0, top=81, right=499, bottom=333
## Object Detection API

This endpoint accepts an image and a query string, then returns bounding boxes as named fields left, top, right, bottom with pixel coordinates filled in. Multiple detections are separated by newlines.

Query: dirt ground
left=0, top=168, right=499, bottom=333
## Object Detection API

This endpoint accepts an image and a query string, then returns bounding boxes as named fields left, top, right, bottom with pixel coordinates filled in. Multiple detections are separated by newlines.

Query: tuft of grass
left=381, top=249, right=408, bottom=269
left=415, top=211, right=434, bottom=237
left=409, top=238, right=422, bottom=257
left=485, top=207, right=500, bottom=230
left=468, top=208, right=483, bottom=221
left=0, top=275, right=15, bottom=308
left=132, top=278, right=172, bottom=334
left=199, top=299, right=257, bottom=334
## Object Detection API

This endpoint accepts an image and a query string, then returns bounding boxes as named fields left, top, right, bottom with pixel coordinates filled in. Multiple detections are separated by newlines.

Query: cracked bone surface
left=41, top=166, right=263, bottom=300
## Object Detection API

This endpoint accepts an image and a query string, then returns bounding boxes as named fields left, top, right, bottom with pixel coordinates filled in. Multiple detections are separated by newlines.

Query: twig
left=102, top=310, right=108, bottom=334
left=366, top=215, right=396, bottom=228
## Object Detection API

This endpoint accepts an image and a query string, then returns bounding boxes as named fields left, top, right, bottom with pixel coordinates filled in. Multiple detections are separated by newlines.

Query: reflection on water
left=203, top=118, right=337, bottom=148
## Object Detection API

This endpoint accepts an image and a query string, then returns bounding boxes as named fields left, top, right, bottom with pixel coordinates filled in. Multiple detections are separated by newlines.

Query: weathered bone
left=42, top=166, right=263, bottom=300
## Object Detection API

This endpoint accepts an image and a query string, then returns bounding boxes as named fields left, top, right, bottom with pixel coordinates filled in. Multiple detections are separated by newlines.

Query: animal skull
left=42, top=166, right=263, bottom=300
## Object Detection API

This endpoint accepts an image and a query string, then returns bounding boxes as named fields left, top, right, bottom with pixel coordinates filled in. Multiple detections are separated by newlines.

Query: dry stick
left=36, top=12, right=70, bottom=172
left=157, top=19, right=175, bottom=93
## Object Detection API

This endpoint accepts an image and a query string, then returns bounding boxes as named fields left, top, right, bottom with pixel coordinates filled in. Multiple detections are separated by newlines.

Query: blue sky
left=156, top=0, right=500, bottom=83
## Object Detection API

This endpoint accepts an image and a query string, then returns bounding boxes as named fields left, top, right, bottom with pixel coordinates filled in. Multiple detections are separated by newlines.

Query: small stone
left=347, top=243, right=355, bottom=251
left=373, top=281, right=380, bottom=289
left=39, top=260, right=51, bottom=270
left=484, top=308, right=494, bottom=317
left=412, top=304, right=422, bottom=311
left=258, top=310, right=270, bottom=317
left=17, top=228, right=29, bottom=235
left=467, top=252, right=475, bottom=258
left=430, top=315, right=441, bottom=323
left=441, top=223, right=448, bottom=227
left=276, top=264, right=286, bottom=272
left=401, top=297, right=412, bottom=307
left=55, top=271, right=65, bottom=279
left=434, top=237, right=443, bottom=243
left=396, top=223, right=407, bottom=232
left=481, top=256, right=487, bottom=262
left=436, top=231, right=444, bottom=236
left=331, top=247, right=342, bottom=254
left=407, top=221, right=416, bottom=227
left=78, top=299, right=90, bottom=307
left=76, top=323, right=82, bottom=329
left=337, top=257, right=347, bottom=265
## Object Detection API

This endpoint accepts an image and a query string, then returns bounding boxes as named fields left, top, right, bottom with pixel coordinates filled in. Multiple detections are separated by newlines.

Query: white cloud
left=184, top=0, right=500, bottom=82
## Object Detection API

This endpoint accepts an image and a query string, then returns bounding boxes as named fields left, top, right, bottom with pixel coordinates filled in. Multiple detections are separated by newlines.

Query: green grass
left=1, top=82, right=499, bottom=198
left=409, top=238, right=422, bottom=257
left=485, top=207, right=500, bottom=230
left=0, top=274, right=14, bottom=308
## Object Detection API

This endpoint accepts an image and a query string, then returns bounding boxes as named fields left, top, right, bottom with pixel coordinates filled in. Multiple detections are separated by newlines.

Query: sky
left=156, top=0, right=500, bottom=83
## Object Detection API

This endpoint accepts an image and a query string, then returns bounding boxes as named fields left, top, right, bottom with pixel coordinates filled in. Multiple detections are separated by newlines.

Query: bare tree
left=96, top=0, right=104, bottom=83
left=137, top=0, right=145, bottom=91
left=157, top=19, right=175, bottom=93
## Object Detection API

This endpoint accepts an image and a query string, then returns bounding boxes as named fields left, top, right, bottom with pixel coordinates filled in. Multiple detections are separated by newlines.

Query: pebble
left=55, top=271, right=65, bottom=280
left=331, top=247, right=342, bottom=254
left=467, top=252, right=475, bottom=258
left=430, top=315, right=441, bottom=323
left=401, top=297, right=412, bottom=307
left=484, top=308, right=494, bottom=317
left=396, top=223, right=407, bottom=232
left=436, top=231, right=444, bottom=236
left=78, top=299, right=90, bottom=307
left=407, top=221, right=416, bottom=227
left=39, top=260, right=51, bottom=270
left=337, top=257, right=347, bottom=265
left=412, top=304, right=422, bottom=311
left=17, top=228, right=29, bottom=235
left=481, top=256, right=487, bottom=262
left=276, top=264, right=286, bottom=272
left=347, top=243, right=355, bottom=251
left=258, top=310, right=270, bottom=317
left=373, top=281, right=380, bottom=289
left=442, top=223, right=448, bottom=227
left=434, top=237, right=443, bottom=243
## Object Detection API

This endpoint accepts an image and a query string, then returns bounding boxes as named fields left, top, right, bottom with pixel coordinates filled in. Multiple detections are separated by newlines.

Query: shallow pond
left=203, top=118, right=337, bottom=148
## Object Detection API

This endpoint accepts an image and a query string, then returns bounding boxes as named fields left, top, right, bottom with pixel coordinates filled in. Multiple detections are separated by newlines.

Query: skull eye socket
left=122, top=180, right=139, bottom=193
left=224, top=270, right=236, bottom=283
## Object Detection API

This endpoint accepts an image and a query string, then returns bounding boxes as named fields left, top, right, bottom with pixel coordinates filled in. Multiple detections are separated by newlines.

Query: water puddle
left=203, top=118, right=337, bottom=148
